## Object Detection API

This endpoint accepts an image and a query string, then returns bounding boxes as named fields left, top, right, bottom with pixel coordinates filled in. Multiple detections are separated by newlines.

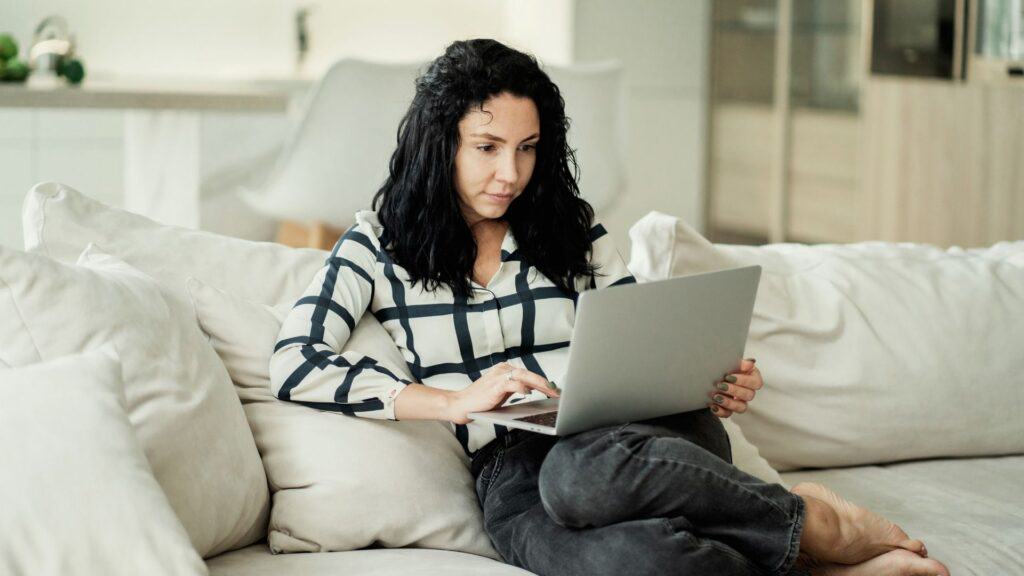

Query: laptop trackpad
left=468, top=397, right=560, bottom=419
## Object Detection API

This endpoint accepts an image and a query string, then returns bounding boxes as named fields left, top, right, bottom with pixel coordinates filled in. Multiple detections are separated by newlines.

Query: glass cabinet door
left=707, top=0, right=865, bottom=244
left=708, top=0, right=780, bottom=241
left=976, top=0, right=1024, bottom=61
left=790, top=0, right=862, bottom=111
left=711, top=0, right=778, bottom=105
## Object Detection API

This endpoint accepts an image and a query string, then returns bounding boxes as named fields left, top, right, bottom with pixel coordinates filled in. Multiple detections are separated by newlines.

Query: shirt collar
left=499, top=224, right=518, bottom=262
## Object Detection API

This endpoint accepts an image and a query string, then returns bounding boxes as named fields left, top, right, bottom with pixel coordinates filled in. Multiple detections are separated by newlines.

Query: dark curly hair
left=371, top=38, right=600, bottom=299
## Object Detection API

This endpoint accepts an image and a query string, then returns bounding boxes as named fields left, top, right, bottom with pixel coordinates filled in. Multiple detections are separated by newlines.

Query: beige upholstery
left=207, top=544, right=533, bottom=576
left=782, top=455, right=1024, bottom=576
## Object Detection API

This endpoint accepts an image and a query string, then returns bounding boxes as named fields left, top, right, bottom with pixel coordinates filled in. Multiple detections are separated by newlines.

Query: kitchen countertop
left=0, top=76, right=314, bottom=111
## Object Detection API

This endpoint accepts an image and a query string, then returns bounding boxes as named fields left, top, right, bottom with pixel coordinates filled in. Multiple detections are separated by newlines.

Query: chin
left=473, top=204, right=510, bottom=220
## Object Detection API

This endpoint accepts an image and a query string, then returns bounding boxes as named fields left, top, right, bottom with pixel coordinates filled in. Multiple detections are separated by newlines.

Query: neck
left=466, top=218, right=507, bottom=243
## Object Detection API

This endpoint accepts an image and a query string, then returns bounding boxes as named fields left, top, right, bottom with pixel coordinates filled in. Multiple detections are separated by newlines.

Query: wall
left=0, top=0, right=708, bottom=253
left=0, top=109, right=123, bottom=249
left=0, top=0, right=570, bottom=80
left=0, top=0, right=575, bottom=248
left=574, top=0, right=710, bottom=252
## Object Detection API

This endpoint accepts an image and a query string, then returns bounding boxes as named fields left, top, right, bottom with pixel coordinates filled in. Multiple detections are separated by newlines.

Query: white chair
left=241, top=59, right=423, bottom=233
left=242, top=58, right=627, bottom=240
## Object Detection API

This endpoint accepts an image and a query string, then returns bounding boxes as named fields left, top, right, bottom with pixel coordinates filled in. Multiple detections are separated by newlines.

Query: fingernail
left=713, top=394, right=725, bottom=404
left=745, top=358, right=756, bottom=364
left=724, top=375, right=737, bottom=383
left=716, top=382, right=730, bottom=391
left=547, top=381, right=558, bottom=389
left=710, top=405, right=720, bottom=413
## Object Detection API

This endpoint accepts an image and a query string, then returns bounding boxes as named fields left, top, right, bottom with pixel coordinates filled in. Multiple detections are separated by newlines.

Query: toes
left=891, top=550, right=950, bottom=576
left=932, top=559, right=951, bottom=576
left=916, top=556, right=950, bottom=576
left=897, top=539, right=926, bottom=556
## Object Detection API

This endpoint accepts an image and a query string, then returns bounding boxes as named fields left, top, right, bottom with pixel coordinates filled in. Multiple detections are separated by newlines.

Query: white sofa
left=3, top=183, right=1022, bottom=576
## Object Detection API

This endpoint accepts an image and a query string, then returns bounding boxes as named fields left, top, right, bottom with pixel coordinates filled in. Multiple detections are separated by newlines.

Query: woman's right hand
left=447, top=362, right=560, bottom=425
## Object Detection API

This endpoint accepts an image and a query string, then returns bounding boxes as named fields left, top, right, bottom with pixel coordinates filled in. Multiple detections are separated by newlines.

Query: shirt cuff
left=381, top=381, right=408, bottom=421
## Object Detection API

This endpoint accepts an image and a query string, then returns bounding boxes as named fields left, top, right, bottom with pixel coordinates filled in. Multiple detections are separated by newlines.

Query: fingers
left=717, top=382, right=755, bottom=401
left=736, top=358, right=756, bottom=374
left=722, top=368, right=763, bottom=391
left=513, top=368, right=559, bottom=397
left=502, top=381, right=531, bottom=395
left=492, top=364, right=559, bottom=398
left=709, top=404, right=733, bottom=418
left=708, top=391, right=747, bottom=413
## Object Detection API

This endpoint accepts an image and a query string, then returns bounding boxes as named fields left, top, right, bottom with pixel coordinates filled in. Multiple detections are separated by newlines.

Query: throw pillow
left=22, top=181, right=327, bottom=305
left=0, top=346, right=207, bottom=576
left=0, top=244, right=269, bottom=558
left=185, top=277, right=501, bottom=559
left=628, top=211, right=1024, bottom=471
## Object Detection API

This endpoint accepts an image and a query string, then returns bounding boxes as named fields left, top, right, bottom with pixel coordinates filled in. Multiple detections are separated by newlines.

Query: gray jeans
left=471, top=410, right=807, bottom=576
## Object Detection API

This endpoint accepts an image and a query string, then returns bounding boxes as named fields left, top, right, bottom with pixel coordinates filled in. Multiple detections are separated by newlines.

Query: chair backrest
left=244, top=58, right=626, bottom=229
left=243, top=59, right=422, bottom=227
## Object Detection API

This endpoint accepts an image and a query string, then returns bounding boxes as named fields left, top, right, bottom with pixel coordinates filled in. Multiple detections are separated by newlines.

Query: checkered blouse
left=269, top=210, right=636, bottom=456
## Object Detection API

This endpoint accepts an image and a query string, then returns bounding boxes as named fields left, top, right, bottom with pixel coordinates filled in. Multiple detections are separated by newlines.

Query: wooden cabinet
left=708, top=104, right=863, bottom=242
left=707, top=0, right=1024, bottom=248
left=706, top=0, right=865, bottom=244
left=708, top=104, right=774, bottom=237
left=862, top=78, right=1024, bottom=246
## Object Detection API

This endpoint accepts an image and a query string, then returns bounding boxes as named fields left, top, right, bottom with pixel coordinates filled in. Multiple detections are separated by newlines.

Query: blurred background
left=0, top=0, right=1022, bottom=253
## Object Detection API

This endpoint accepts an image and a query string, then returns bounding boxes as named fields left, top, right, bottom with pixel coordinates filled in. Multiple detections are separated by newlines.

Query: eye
left=476, top=145, right=495, bottom=153
left=520, top=144, right=537, bottom=152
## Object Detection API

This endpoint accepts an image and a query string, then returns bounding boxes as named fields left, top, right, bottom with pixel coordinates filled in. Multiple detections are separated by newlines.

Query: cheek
left=459, top=161, right=490, bottom=189
left=454, top=154, right=477, bottom=192
left=520, top=157, right=537, bottom=183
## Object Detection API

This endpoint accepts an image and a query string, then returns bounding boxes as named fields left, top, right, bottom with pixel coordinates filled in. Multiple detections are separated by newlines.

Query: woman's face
left=454, top=91, right=540, bottom=227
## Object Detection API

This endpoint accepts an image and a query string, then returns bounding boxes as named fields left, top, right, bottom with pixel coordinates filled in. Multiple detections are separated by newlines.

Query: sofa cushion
left=206, top=543, right=534, bottom=576
left=0, top=346, right=208, bottom=576
left=22, top=181, right=327, bottom=305
left=781, top=455, right=1024, bottom=576
left=719, top=418, right=782, bottom=485
left=186, top=277, right=500, bottom=559
left=0, top=244, right=269, bottom=558
left=628, top=211, right=1024, bottom=470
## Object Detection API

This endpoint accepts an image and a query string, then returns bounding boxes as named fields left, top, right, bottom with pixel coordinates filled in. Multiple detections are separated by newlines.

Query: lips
left=485, top=193, right=513, bottom=203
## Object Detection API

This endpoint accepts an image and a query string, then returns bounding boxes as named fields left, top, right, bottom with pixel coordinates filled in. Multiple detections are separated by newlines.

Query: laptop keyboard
left=517, top=411, right=558, bottom=428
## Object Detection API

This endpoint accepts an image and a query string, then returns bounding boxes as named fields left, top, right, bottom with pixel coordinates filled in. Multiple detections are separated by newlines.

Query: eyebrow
left=468, top=132, right=540, bottom=143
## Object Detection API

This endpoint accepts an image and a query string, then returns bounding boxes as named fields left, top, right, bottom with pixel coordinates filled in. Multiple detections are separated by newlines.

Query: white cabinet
left=0, top=81, right=298, bottom=250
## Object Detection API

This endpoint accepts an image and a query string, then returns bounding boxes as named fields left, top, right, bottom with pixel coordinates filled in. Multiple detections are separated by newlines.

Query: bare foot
left=793, top=482, right=926, bottom=565
left=810, top=549, right=950, bottom=576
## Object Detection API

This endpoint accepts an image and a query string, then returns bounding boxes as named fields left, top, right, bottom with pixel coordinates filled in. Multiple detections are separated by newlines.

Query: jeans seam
left=660, top=518, right=766, bottom=573
left=483, top=447, right=505, bottom=494
left=771, top=490, right=806, bottom=576
left=611, top=429, right=793, bottom=522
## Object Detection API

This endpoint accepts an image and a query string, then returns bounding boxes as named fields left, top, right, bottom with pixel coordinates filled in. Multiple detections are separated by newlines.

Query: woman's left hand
left=708, top=358, right=761, bottom=418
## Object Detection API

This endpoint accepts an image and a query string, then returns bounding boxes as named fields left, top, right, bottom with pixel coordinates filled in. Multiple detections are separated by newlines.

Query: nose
left=495, top=149, right=518, bottom=185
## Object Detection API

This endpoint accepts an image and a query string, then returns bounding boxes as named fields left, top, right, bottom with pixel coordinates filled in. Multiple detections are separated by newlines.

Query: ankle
left=799, top=494, right=841, bottom=557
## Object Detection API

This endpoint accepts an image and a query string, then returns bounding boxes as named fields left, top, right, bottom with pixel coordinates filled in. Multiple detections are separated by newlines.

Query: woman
left=269, top=39, right=949, bottom=576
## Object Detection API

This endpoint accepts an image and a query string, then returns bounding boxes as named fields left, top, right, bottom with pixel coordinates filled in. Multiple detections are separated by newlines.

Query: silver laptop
left=467, top=265, right=761, bottom=436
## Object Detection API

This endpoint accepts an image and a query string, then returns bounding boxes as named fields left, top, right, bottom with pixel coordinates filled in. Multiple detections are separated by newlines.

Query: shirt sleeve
left=269, top=224, right=411, bottom=420
left=577, top=219, right=637, bottom=292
